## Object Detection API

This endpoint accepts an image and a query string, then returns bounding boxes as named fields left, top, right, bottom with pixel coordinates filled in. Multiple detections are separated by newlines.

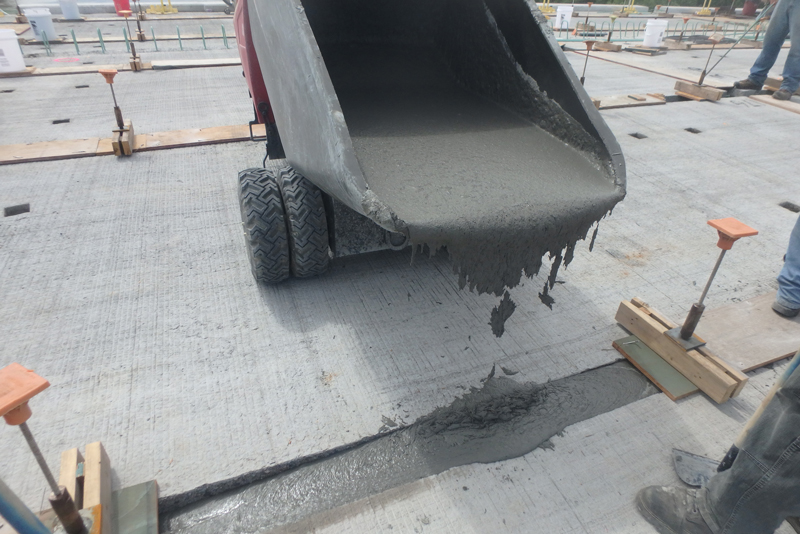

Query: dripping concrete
left=160, top=361, right=657, bottom=533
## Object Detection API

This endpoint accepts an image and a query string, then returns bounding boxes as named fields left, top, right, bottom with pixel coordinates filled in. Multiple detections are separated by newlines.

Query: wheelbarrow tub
left=246, top=0, right=625, bottom=295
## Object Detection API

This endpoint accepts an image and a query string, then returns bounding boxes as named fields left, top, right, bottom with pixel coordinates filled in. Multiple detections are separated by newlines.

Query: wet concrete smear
left=489, top=291, right=516, bottom=337
left=160, top=363, right=656, bottom=534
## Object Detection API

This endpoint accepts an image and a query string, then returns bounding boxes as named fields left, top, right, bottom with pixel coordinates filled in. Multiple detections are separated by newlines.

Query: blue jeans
left=748, top=0, right=800, bottom=93
left=698, top=363, right=800, bottom=533
left=777, top=215, right=800, bottom=309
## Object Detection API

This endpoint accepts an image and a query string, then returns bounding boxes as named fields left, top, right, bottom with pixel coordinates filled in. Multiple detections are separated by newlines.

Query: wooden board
left=674, top=80, right=725, bottom=101
left=596, top=94, right=666, bottom=110
left=0, top=124, right=265, bottom=165
left=614, top=335, right=699, bottom=400
left=0, top=66, right=34, bottom=78
left=84, top=442, right=112, bottom=534
left=676, top=90, right=708, bottom=101
left=616, top=299, right=748, bottom=403
left=696, top=292, right=800, bottom=372
left=0, top=138, right=103, bottom=164
left=0, top=23, right=30, bottom=35
left=133, top=123, right=264, bottom=150
left=150, top=57, right=241, bottom=70
left=594, top=42, right=622, bottom=52
left=750, top=94, right=800, bottom=115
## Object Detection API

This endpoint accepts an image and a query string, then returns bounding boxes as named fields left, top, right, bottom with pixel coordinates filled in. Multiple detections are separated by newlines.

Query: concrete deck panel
left=0, top=65, right=251, bottom=144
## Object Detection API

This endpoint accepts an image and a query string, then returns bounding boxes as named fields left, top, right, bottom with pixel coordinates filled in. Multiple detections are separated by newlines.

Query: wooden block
left=676, top=90, right=707, bottom=101
left=130, top=57, right=144, bottom=71
left=595, top=94, right=666, bottom=110
left=616, top=300, right=746, bottom=403
left=111, top=134, right=123, bottom=157
left=591, top=98, right=601, bottom=109
left=764, top=76, right=783, bottom=91
left=84, top=442, right=112, bottom=534
left=594, top=42, right=622, bottom=52
left=614, top=335, right=699, bottom=400
left=674, top=80, right=725, bottom=101
left=59, top=448, right=85, bottom=509
left=664, top=40, right=692, bottom=50
left=750, top=94, right=800, bottom=115
left=121, top=120, right=134, bottom=156
left=647, top=92, right=667, bottom=100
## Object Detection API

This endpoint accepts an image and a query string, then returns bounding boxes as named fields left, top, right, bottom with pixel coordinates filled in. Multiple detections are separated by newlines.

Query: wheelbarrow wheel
left=278, top=167, right=331, bottom=278
left=238, top=167, right=290, bottom=284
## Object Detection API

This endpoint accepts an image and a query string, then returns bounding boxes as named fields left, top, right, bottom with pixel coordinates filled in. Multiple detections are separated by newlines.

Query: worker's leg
left=778, top=0, right=800, bottom=92
left=696, top=364, right=800, bottom=533
left=748, top=0, right=792, bottom=85
left=637, top=364, right=800, bottom=533
left=776, top=215, right=800, bottom=314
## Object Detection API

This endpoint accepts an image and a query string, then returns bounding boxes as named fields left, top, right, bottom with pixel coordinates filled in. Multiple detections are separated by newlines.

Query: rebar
left=151, top=27, right=158, bottom=50
left=177, top=26, right=182, bottom=50
left=222, top=25, right=228, bottom=48
left=201, top=25, right=206, bottom=49
left=41, top=30, right=51, bottom=56
left=97, top=28, right=106, bottom=53
left=19, top=423, right=59, bottom=495
left=123, top=27, right=130, bottom=52
left=71, top=29, right=79, bottom=54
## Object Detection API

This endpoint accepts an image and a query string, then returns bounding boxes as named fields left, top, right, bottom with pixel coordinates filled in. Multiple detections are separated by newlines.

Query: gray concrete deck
left=1, top=23, right=799, bottom=534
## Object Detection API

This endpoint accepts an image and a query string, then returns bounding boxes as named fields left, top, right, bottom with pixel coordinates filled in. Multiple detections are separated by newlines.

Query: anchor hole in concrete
left=629, top=132, right=648, bottom=139
left=685, top=127, right=701, bottom=134
left=4, top=204, right=30, bottom=217
left=75, top=85, right=89, bottom=89
left=1, top=89, right=14, bottom=93
left=52, top=119, right=71, bottom=124
left=779, top=201, right=800, bottom=213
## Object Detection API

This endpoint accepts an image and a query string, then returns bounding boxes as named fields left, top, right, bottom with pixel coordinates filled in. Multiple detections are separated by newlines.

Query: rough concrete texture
left=160, top=362, right=657, bottom=533
left=0, top=66, right=251, bottom=144
left=1, top=44, right=799, bottom=534
left=1, top=96, right=798, bottom=518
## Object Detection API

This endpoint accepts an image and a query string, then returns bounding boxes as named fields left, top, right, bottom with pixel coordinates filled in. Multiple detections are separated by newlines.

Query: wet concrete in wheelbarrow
left=160, top=362, right=656, bottom=534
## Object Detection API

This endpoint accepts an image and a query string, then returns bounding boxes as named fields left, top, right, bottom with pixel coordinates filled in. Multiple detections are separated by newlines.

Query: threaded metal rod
left=698, top=248, right=726, bottom=306
left=18, top=423, right=60, bottom=495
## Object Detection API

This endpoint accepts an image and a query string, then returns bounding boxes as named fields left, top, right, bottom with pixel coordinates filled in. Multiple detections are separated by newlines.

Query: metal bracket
left=665, top=327, right=706, bottom=350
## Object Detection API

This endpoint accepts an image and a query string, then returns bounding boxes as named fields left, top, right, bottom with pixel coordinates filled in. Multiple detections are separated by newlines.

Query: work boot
left=772, top=300, right=800, bottom=317
left=733, top=78, right=762, bottom=90
left=636, top=486, right=715, bottom=534
left=773, top=88, right=792, bottom=101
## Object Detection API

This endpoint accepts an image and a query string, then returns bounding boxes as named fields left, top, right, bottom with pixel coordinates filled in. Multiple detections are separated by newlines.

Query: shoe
left=772, top=300, right=799, bottom=317
left=636, top=486, right=714, bottom=534
left=773, top=89, right=792, bottom=101
left=733, top=78, right=762, bottom=90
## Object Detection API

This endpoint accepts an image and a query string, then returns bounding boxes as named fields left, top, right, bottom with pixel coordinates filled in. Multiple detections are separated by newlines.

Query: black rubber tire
left=278, top=167, right=331, bottom=278
left=238, top=168, right=290, bottom=284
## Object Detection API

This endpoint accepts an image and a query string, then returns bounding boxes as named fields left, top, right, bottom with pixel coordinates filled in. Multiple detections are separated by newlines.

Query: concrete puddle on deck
left=160, top=361, right=657, bottom=533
